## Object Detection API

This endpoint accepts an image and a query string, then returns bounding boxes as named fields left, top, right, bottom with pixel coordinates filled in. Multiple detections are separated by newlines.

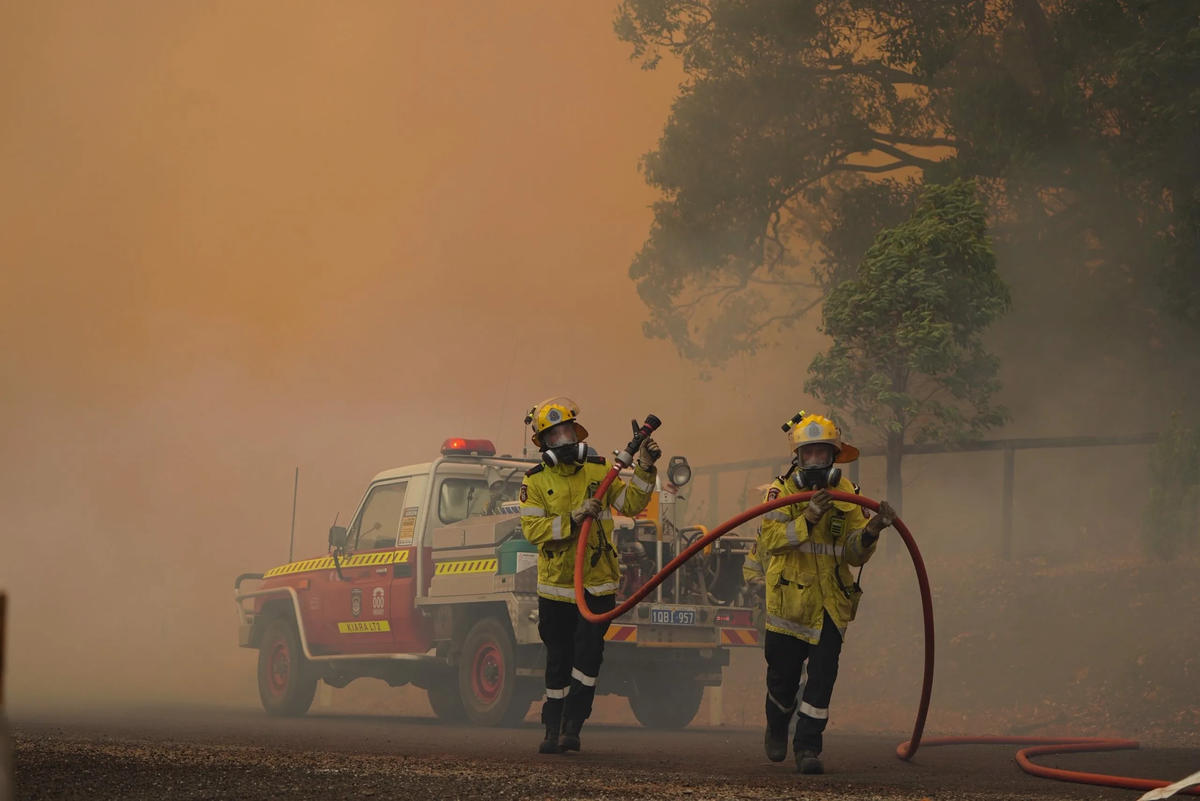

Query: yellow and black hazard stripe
left=434, top=558, right=498, bottom=576
left=264, top=549, right=410, bottom=578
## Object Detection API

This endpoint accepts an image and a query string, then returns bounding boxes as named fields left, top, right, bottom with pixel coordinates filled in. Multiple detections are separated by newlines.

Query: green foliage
left=615, top=0, right=1200, bottom=364
left=1142, top=415, right=1200, bottom=562
left=805, top=181, right=1010, bottom=446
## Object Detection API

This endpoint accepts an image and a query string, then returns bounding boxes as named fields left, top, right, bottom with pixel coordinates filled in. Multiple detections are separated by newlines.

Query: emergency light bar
left=440, top=438, right=497, bottom=457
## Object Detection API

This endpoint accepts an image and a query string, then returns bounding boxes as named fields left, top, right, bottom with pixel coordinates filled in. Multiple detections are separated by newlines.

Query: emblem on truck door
left=372, top=587, right=385, bottom=616
left=351, top=588, right=362, bottom=618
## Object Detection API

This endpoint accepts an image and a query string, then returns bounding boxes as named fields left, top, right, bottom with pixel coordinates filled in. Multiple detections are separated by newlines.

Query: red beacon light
left=440, top=438, right=497, bottom=457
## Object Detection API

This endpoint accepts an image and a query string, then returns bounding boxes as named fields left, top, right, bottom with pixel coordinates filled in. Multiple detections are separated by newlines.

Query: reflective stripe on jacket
left=520, top=458, right=656, bottom=603
left=759, top=474, right=875, bottom=643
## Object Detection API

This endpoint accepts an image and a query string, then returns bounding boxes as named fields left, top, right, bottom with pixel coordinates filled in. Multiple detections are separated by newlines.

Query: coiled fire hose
left=572, top=417, right=1199, bottom=796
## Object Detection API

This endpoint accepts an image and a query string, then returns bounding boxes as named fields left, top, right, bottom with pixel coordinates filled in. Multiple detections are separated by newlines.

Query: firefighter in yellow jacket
left=519, top=398, right=659, bottom=755
left=759, top=413, right=896, bottom=775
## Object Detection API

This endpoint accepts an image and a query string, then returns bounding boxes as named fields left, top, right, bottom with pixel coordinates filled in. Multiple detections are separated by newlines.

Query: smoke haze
left=1, top=1, right=1193, bottom=742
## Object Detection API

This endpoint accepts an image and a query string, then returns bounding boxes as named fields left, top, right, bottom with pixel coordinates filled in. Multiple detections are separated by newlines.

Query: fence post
left=1001, top=444, right=1015, bottom=560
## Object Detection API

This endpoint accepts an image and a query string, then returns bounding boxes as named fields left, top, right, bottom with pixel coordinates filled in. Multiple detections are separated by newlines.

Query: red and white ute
left=234, top=438, right=759, bottom=729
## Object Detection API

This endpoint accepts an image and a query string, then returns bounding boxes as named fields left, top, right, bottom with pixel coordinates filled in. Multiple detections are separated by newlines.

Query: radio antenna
left=288, top=467, right=298, bottom=563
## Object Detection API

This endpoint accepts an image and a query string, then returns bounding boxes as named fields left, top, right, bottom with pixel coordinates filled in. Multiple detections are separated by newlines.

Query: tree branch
left=870, top=131, right=958, bottom=148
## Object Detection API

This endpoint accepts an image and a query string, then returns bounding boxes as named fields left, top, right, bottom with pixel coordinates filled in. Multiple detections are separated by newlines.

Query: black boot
left=538, top=721, right=562, bottom=754
left=539, top=699, right=563, bottom=755
left=559, top=718, right=582, bottom=752
left=796, top=749, right=824, bottom=775
left=764, top=725, right=787, bottom=762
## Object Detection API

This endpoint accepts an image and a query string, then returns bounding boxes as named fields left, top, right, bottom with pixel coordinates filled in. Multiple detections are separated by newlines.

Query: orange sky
left=0, top=2, right=831, bottom=704
left=0, top=3, right=1159, bottom=707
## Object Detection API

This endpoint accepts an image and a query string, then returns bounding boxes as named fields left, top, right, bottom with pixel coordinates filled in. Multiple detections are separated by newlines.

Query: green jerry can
left=497, top=532, right=538, bottom=575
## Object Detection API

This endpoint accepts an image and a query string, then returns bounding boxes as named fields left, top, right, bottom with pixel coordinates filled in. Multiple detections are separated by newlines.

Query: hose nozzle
left=616, top=414, right=661, bottom=467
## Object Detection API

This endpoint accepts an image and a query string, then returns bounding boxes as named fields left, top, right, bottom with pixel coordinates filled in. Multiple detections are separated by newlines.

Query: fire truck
left=234, top=437, right=759, bottom=729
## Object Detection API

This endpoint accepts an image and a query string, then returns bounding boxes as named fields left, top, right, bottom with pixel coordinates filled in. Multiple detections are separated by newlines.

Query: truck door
left=321, top=480, right=409, bottom=654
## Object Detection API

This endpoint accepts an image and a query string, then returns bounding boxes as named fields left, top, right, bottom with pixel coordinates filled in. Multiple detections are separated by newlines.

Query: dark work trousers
left=538, top=592, right=616, bottom=727
left=764, top=610, right=844, bottom=754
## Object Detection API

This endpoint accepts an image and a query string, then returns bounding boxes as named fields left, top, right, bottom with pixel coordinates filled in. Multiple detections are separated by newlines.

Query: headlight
left=668, top=455, right=692, bottom=487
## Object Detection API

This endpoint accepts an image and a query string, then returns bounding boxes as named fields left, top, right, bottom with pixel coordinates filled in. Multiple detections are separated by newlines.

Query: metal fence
left=692, top=432, right=1160, bottom=559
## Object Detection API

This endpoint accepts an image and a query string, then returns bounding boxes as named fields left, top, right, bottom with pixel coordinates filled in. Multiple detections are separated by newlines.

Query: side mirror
left=328, top=525, right=348, bottom=550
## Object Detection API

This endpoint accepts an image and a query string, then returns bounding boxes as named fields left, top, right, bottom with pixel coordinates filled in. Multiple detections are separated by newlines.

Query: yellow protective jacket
left=759, top=473, right=876, bottom=643
left=742, top=528, right=764, bottom=585
left=519, top=456, right=656, bottom=603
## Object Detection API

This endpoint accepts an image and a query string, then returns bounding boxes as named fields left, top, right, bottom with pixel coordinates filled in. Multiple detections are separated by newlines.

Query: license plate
left=649, top=607, right=696, bottom=626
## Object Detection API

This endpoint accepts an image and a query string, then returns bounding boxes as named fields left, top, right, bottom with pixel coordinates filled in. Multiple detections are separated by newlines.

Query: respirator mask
left=795, top=444, right=841, bottom=490
left=540, top=423, right=587, bottom=467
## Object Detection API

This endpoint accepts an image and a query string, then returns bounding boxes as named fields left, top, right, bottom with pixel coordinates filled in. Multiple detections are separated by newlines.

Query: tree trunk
left=885, top=429, right=904, bottom=558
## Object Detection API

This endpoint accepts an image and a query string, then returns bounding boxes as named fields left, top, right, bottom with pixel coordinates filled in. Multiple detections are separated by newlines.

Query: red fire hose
left=572, top=457, right=1199, bottom=796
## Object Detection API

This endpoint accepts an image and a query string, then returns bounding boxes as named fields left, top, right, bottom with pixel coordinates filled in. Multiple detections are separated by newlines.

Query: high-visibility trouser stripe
left=768, top=691, right=796, bottom=713
left=585, top=581, right=619, bottom=594
left=551, top=516, right=564, bottom=540
left=797, top=542, right=844, bottom=558
left=544, top=687, right=568, bottom=699
left=520, top=505, right=546, bottom=517
left=798, top=700, right=829, bottom=720
left=631, top=475, right=654, bottom=492
left=597, top=509, right=612, bottom=520
left=538, top=583, right=575, bottom=600
left=766, top=614, right=823, bottom=641
left=571, top=668, right=597, bottom=687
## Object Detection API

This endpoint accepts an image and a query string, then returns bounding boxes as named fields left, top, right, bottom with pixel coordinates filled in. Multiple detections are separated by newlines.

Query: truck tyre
left=257, top=618, right=318, bottom=717
left=629, top=679, right=704, bottom=730
left=458, top=617, right=518, bottom=727
left=427, top=674, right=466, bottom=722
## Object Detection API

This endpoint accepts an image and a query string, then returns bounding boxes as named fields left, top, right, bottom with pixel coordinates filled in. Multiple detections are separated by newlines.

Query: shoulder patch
left=519, top=484, right=528, bottom=502
left=586, top=455, right=606, bottom=465
left=766, top=487, right=780, bottom=501
left=525, top=464, right=545, bottom=477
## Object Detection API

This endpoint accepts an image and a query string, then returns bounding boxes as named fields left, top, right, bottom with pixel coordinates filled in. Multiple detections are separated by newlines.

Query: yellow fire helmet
left=781, top=411, right=860, bottom=463
left=525, top=396, right=589, bottom=448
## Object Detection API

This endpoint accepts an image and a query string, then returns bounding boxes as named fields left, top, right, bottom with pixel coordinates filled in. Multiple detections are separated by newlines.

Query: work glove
left=803, top=488, right=832, bottom=525
left=570, top=497, right=604, bottom=525
left=864, top=500, right=897, bottom=544
left=636, top=436, right=662, bottom=471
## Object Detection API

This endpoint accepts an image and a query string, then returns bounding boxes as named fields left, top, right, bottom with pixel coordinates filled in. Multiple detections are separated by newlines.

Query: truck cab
left=234, top=437, right=759, bottom=729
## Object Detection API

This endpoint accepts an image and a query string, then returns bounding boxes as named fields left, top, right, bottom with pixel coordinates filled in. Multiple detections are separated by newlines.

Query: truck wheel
left=458, top=617, right=517, bottom=727
left=427, top=674, right=466, bottom=722
left=257, top=618, right=318, bottom=717
left=629, top=679, right=704, bottom=730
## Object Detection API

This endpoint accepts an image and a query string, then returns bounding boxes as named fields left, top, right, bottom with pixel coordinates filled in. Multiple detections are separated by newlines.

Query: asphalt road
left=12, top=706, right=1200, bottom=800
